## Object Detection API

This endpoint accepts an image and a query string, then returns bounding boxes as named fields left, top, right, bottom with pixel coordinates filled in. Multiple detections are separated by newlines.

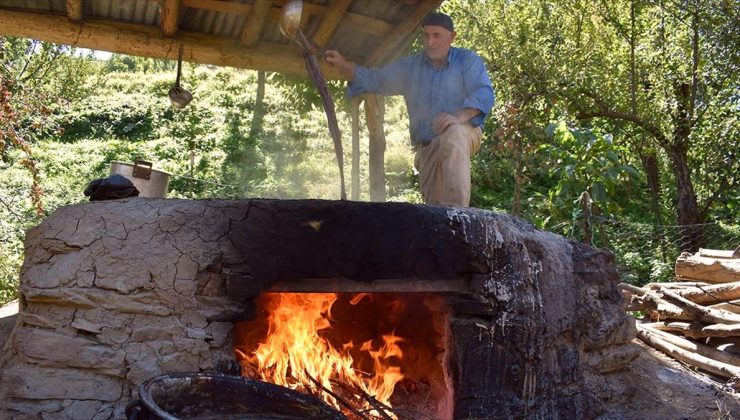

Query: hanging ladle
left=280, top=0, right=346, bottom=200
left=169, top=44, right=193, bottom=109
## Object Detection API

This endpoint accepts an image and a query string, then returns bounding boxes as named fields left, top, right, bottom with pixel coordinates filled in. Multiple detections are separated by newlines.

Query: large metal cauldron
left=126, top=373, right=346, bottom=419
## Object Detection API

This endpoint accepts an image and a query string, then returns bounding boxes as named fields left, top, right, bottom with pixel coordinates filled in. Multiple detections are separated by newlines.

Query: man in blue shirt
left=325, top=12, right=494, bottom=207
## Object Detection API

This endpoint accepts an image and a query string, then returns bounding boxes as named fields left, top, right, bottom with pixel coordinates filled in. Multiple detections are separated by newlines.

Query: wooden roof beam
left=240, top=0, right=271, bottom=47
left=65, top=0, right=82, bottom=22
left=367, top=0, right=443, bottom=67
left=310, top=0, right=351, bottom=48
left=161, top=0, right=181, bottom=37
left=0, top=9, right=343, bottom=79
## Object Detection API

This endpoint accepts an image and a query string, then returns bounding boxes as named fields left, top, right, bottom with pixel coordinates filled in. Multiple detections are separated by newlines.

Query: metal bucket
left=110, top=160, right=171, bottom=198
left=126, top=372, right=346, bottom=420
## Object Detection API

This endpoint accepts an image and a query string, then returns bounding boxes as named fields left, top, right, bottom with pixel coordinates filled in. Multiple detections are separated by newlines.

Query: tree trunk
left=669, top=142, right=704, bottom=252
left=639, top=149, right=668, bottom=260
left=248, top=70, right=266, bottom=140
left=350, top=96, right=362, bottom=201
left=669, top=82, right=704, bottom=252
left=364, top=94, right=386, bottom=202
left=512, top=138, right=522, bottom=216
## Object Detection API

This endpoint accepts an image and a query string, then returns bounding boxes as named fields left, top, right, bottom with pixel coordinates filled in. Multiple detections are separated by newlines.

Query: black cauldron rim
left=127, top=372, right=347, bottom=419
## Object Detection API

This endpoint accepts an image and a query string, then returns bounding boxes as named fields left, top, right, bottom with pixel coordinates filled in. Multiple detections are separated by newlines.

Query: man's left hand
left=432, top=112, right=462, bottom=134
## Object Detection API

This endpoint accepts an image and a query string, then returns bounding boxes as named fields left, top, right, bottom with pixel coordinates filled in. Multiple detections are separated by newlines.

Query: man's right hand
left=324, top=50, right=355, bottom=80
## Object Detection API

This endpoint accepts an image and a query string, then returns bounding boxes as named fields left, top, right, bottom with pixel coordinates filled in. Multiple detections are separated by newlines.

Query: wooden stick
left=710, top=299, right=740, bottom=315
left=658, top=281, right=740, bottom=305
left=635, top=291, right=694, bottom=321
left=619, top=283, right=647, bottom=295
left=305, top=373, right=369, bottom=420
left=329, top=379, right=394, bottom=420
left=699, top=248, right=740, bottom=259
left=636, top=323, right=740, bottom=379
left=660, top=289, right=740, bottom=324
left=646, top=281, right=712, bottom=289
left=649, top=321, right=740, bottom=339
left=640, top=323, right=740, bottom=366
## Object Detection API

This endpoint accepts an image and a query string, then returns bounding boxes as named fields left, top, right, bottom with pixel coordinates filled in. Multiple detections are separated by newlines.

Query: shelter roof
left=0, top=0, right=443, bottom=78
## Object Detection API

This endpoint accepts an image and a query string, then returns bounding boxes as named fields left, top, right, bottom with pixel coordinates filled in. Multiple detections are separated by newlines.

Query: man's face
left=422, top=26, right=455, bottom=64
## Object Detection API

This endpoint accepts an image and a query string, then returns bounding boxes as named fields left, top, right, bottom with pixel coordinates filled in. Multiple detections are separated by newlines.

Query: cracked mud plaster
left=1, top=199, right=635, bottom=419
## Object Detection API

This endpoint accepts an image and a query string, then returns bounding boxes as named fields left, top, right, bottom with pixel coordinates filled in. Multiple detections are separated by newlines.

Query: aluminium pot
left=110, top=160, right=171, bottom=198
left=125, top=372, right=346, bottom=420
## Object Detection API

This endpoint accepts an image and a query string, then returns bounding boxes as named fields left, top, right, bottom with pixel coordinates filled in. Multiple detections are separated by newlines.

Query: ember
left=234, top=293, right=450, bottom=418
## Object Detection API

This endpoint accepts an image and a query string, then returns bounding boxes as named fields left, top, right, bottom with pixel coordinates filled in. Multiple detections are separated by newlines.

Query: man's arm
left=325, top=50, right=410, bottom=97
left=324, top=50, right=355, bottom=80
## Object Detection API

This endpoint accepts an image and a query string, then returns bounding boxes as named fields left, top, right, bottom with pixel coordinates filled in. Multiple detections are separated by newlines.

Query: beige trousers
left=414, top=123, right=483, bottom=207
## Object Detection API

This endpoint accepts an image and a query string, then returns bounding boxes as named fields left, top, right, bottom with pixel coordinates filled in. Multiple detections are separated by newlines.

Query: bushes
left=55, top=93, right=165, bottom=141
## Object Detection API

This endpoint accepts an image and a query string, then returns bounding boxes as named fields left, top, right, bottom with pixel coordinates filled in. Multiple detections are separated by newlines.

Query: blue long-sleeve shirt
left=347, top=47, right=495, bottom=145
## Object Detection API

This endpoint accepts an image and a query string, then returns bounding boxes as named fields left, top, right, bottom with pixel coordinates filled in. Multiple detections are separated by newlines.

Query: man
left=325, top=12, right=494, bottom=207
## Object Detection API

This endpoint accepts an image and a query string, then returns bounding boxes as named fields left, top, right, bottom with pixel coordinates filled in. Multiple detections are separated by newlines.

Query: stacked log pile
left=621, top=248, right=740, bottom=386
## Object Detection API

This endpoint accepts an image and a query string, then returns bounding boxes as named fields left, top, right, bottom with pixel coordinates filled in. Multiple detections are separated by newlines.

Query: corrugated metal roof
left=0, top=0, right=444, bottom=74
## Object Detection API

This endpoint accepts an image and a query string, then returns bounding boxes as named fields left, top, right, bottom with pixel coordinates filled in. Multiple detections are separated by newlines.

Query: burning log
left=306, top=372, right=371, bottom=420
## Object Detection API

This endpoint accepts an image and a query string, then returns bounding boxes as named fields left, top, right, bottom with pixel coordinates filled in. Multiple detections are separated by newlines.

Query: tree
left=447, top=0, right=739, bottom=251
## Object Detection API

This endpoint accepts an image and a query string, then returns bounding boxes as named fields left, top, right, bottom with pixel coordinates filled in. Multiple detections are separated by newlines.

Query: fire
left=237, top=293, right=406, bottom=411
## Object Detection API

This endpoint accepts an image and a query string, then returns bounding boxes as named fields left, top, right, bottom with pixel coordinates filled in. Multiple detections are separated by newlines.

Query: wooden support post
left=350, top=96, right=363, bottom=201
left=161, top=0, right=180, bottom=37
left=364, top=94, right=386, bottom=202
left=66, top=0, right=83, bottom=22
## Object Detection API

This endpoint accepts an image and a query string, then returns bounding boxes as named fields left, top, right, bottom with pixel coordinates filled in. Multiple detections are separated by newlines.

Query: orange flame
left=241, top=293, right=405, bottom=411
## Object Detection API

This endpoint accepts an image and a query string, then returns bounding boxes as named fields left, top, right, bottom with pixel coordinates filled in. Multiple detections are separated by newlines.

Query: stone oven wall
left=0, top=199, right=636, bottom=419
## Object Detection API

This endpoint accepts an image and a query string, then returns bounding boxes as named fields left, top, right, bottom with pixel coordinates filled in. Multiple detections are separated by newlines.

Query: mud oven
left=0, top=199, right=636, bottom=419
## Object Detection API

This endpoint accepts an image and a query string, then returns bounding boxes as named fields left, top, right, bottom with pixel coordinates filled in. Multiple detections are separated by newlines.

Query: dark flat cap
left=422, top=12, right=454, bottom=32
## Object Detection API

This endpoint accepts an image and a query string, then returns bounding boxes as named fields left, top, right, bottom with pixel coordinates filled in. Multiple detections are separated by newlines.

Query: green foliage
left=57, top=92, right=164, bottom=141
left=541, top=121, right=639, bottom=224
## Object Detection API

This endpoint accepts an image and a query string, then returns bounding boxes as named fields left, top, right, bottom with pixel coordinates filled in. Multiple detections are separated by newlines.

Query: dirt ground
left=0, top=301, right=737, bottom=419
left=598, top=339, right=739, bottom=419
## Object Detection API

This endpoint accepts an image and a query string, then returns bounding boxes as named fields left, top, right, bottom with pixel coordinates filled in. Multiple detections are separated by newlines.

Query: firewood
left=644, top=307, right=694, bottom=322
left=618, top=283, right=647, bottom=296
left=646, top=281, right=712, bottom=289
left=648, top=321, right=740, bottom=339
left=706, top=337, right=740, bottom=356
left=304, top=372, right=370, bottom=420
left=639, top=323, right=740, bottom=367
left=665, top=281, right=740, bottom=305
left=716, top=343, right=740, bottom=357
left=635, top=323, right=740, bottom=380
left=659, top=289, right=740, bottom=324
left=675, top=251, right=740, bottom=284
left=698, top=248, right=740, bottom=259
left=710, top=299, right=740, bottom=315
left=635, top=291, right=694, bottom=321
